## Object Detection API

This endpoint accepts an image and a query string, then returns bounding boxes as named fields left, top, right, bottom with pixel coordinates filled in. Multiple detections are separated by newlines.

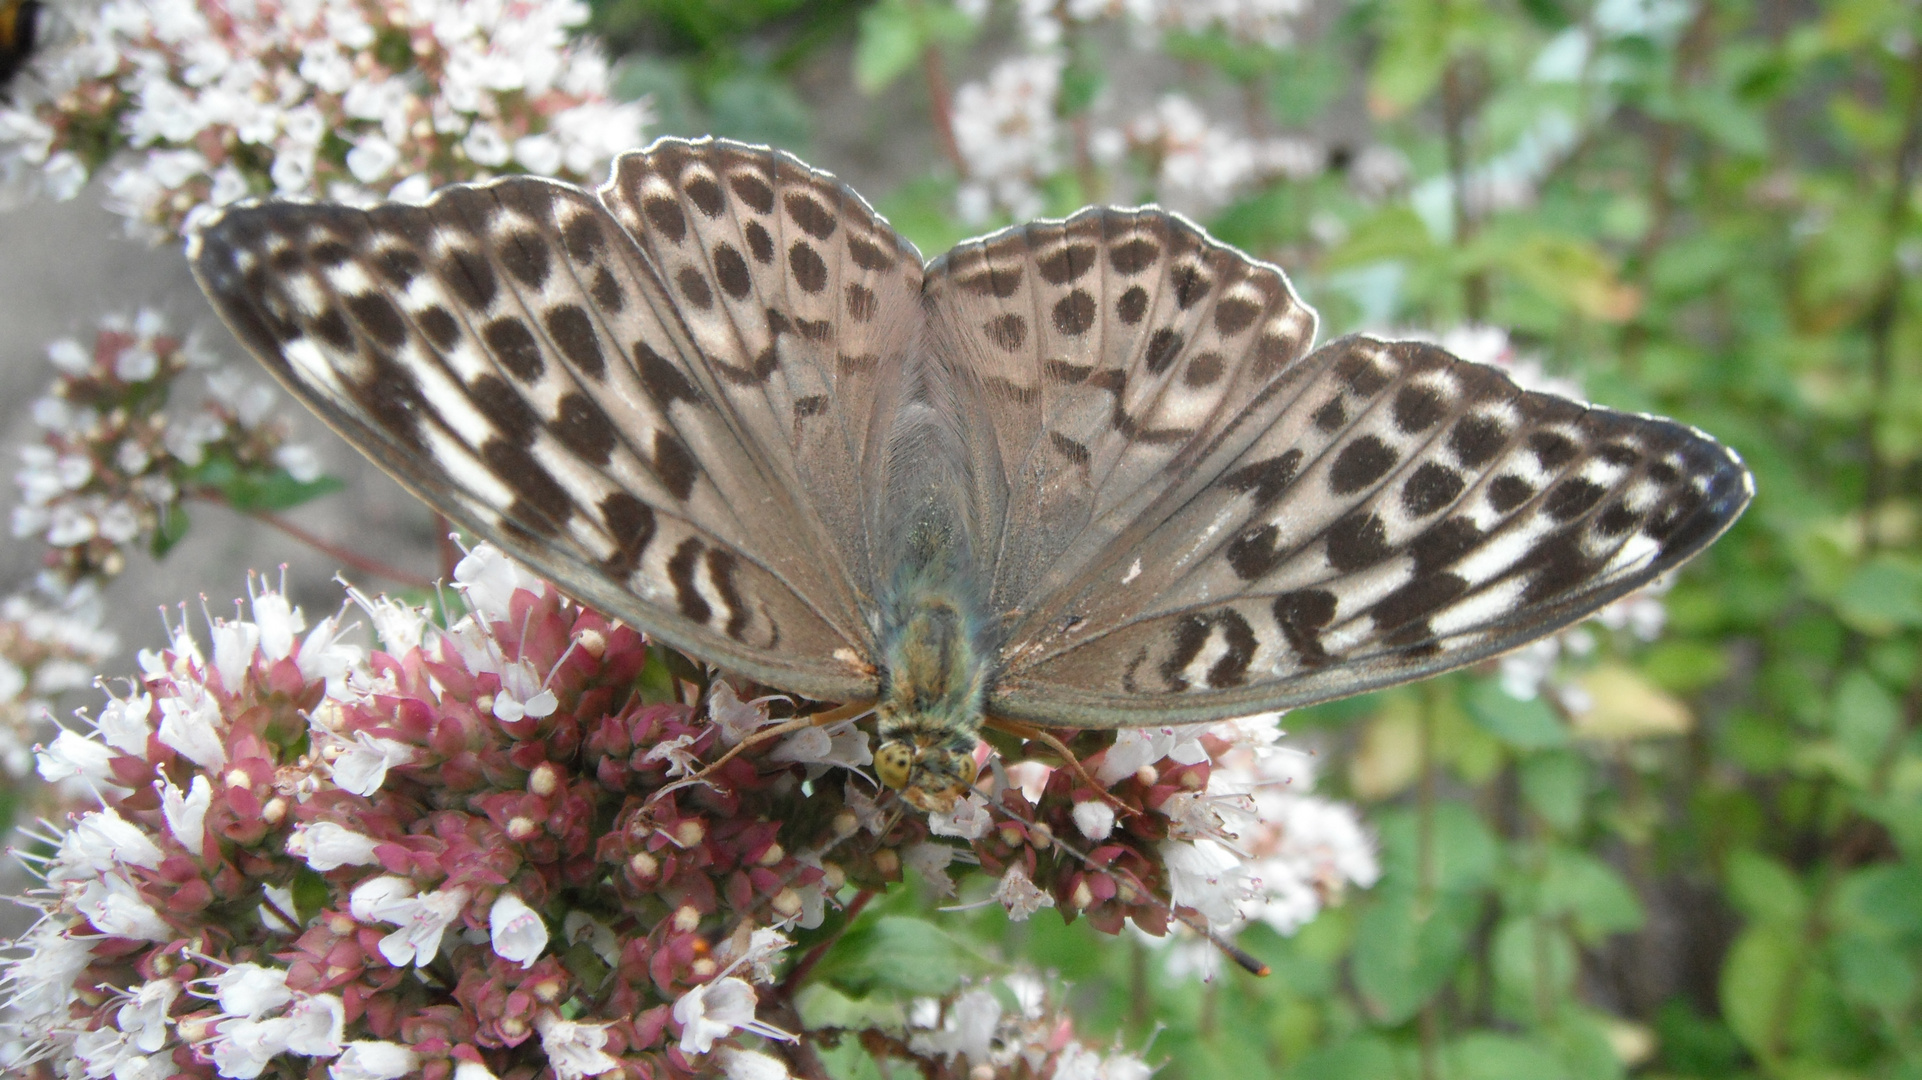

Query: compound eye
left=876, top=741, right=913, bottom=790
left=953, top=753, right=979, bottom=789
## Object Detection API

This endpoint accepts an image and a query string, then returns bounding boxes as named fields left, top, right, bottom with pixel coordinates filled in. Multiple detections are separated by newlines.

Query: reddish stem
left=922, top=46, right=965, bottom=172
left=195, top=493, right=435, bottom=589
left=777, top=889, right=876, bottom=998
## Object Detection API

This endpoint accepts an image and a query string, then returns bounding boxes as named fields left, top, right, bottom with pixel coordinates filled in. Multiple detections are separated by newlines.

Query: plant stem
left=778, top=889, right=876, bottom=999
left=921, top=45, right=964, bottom=172
left=196, top=493, right=435, bottom=589
left=1860, top=44, right=1922, bottom=551
left=1417, top=681, right=1442, bottom=1080
left=1441, top=57, right=1486, bottom=322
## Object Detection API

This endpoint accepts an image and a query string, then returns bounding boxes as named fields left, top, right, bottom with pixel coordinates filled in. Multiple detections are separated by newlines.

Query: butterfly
left=0, top=0, right=42, bottom=99
left=189, top=137, right=1751, bottom=812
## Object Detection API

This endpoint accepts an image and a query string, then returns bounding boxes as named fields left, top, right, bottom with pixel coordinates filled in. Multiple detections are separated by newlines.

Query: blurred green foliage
left=607, top=0, right=1922, bottom=1075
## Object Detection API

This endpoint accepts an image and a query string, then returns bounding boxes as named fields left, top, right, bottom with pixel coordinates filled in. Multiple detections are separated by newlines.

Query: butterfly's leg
left=983, top=716, right=1132, bottom=814
left=652, top=700, right=876, bottom=804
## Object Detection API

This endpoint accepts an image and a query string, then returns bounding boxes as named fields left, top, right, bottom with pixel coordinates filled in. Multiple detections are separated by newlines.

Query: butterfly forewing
left=984, top=329, right=1751, bottom=727
left=189, top=141, right=919, bottom=703
left=597, top=143, right=924, bottom=607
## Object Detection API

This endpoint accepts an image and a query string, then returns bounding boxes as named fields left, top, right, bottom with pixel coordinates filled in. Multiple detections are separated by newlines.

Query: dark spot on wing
left=713, top=243, right=752, bottom=300
left=1326, top=511, right=1391, bottom=571
left=1401, top=462, right=1465, bottom=518
left=554, top=393, right=616, bottom=465
left=684, top=175, right=725, bottom=217
left=644, top=196, right=686, bottom=243
left=484, top=318, right=544, bottom=381
left=788, top=242, right=828, bottom=293
left=785, top=191, right=837, bottom=239
left=1224, top=449, right=1303, bottom=508
left=1144, top=327, right=1183, bottom=374
left=1053, top=290, right=1096, bottom=335
left=730, top=173, right=775, bottom=214
left=1329, top=436, right=1398, bottom=495
left=985, top=313, right=1028, bottom=352
left=545, top=305, right=604, bottom=378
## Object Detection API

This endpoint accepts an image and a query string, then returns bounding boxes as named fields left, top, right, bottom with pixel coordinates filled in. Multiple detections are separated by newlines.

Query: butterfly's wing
left=190, top=138, right=922, bottom=702
left=923, top=207, right=1751, bottom=728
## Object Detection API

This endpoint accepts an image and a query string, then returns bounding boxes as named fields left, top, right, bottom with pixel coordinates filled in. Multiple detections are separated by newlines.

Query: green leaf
left=1491, top=916, right=1577, bottom=1019
left=1719, top=924, right=1799, bottom=1057
left=291, top=866, right=330, bottom=922
left=1725, top=850, right=1808, bottom=926
left=151, top=502, right=191, bottom=557
left=1447, top=1033, right=1572, bottom=1080
left=1835, top=557, right=1922, bottom=632
left=1463, top=678, right=1568, bottom=749
left=1831, top=668, right=1900, bottom=770
left=1836, top=863, right=1922, bottom=939
left=1351, top=890, right=1478, bottom=1023
left=807, top=915, right=977, bottom=997
left=1538, top=848, right=1645, bottom=939
left=1828, top=932, right=1916, bottom=1015
left=1640, top=640, right=1730, bottom=693
left=1519, top=751, right=1586, bottom=833
left=1284, top=1035, right=1406, bottom=1080
left=853, top=0, right=922, bottom=94
left=1377, top=802, right=1501, bottom=894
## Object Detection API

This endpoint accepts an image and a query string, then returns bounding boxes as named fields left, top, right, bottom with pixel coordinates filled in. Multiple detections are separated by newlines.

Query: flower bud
left=262, top=797, right=287, bottom=825
left=872, top=849, right=900, bottom=877
left=673, top=820, right=706, bottom=848
left=507, top=816, right=540, bottom=840
left=770, top=889, right=802, bottom=919
left=1135, top=765, right=1158, bottom=787
left=820, top=862, right=845, bottom=890
left=755, top=843, right=784, bottom=867
left=527, top=762, right=560, bottom=796
left=672, top=905, right=701, bottom=933
left=690, top=957, right=717, bottom=980
left=628, top=851, right=659, bottom=881
left=576, top=628, right=606, bottom=657
left=1070, top=877, right=1094, bottom=911
left=831, top=810, right=859, bottom=838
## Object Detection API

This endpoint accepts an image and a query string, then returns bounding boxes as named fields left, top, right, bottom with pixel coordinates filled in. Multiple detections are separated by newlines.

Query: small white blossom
left=992, top=864, right=1056, bottom=921
left=1072, top=800, right=1116, bottom=841
left=329, top=1040, right=419, bottom=1080
left=35, top=727, right=117, bottom=786
left=330, top=730, right=415, bottom=796
left=158, top=773, right=212, bottom=854
left=285, top=821, right=383, bottom=871
left=534, top=1011, right=621, bottom=1079
left=672, top=976, right=795, bottom=1055
left=488, top=892, right=549, bottom=968
left=717, top=1047, right=791, bottom=1080
left=928, top=792, right=992, bottom=840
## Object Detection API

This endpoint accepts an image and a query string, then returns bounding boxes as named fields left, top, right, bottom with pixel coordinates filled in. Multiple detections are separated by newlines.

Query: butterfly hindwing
left=922, top=207, right=1320, bottom=621
left=985, top=329, right=1751, bottom=727
left=189, top=139, right=914, bottom=702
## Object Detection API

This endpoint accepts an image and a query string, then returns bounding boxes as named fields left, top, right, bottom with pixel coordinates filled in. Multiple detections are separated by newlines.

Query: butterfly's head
left=875, top=590, right=989, bottom=812
left=874, top=731, right=979, bottom=813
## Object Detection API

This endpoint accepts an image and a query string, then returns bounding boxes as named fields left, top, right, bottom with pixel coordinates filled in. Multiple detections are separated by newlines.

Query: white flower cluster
left=11, top=310, right=320, bottom=584
left=906, top=974, right=1152, bottom=1079
left=952, top=51, right=1067, bottom=224
left=1095, top=93, right=1324, bottom=213
left=0, top=577, right=116, bottom=778
left=1015, top=0, right=1307, bottom=50
left=1118, top=716, right=1379, bottom=967
left=0, top=0, right=648, bottom=236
